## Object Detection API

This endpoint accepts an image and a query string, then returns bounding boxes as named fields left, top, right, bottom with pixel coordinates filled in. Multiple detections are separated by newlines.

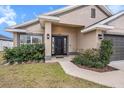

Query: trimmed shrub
left=99, top=40, right=113, bottom=66
left=73, top=40, right=113, bottom=68
left=73, top=55, right=84, bottom=65
left=4, top=44, right=45, bottom=64
left=73, top=49, right=104, bottom=68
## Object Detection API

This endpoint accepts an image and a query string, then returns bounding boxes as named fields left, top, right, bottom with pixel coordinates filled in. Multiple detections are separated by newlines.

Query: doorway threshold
left=56, top=55, right=65, bottom=58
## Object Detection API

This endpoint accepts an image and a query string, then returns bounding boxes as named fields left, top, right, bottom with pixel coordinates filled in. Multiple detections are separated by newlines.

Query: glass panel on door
left=64, top=37, right=67, bottom=54
left=52, top=37, right=55, bottom=55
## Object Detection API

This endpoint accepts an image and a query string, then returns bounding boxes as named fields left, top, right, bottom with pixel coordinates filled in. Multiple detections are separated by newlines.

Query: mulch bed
left=71, top=61, right=118, bottom=73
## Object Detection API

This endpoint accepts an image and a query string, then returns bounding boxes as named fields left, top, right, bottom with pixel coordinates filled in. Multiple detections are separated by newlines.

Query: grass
left=0, top=52, right=4, bottom=64
left=0, top=63, right=108, bottom=88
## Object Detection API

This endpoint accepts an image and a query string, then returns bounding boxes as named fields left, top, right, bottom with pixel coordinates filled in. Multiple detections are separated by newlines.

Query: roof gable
left=81, top=11, right=124, bottom=33
left=43, top=5, right=112, bottom=16
left=102, top=11, right=124, bottom=24
left=6, top=5, right=113, bottom=30
left=57, top=5, right=110, bottom=27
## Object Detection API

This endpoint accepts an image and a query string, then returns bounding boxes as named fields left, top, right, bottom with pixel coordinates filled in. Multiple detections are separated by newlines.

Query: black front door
left=52, top=36, right=67, bottom=55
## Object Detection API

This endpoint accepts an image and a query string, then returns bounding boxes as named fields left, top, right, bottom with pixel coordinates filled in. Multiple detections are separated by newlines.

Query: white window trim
left=20, top=34, right=43, bottom=45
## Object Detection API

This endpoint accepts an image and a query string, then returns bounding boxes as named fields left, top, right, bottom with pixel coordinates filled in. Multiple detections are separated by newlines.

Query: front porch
left=44, top=21, right=83, bottom=61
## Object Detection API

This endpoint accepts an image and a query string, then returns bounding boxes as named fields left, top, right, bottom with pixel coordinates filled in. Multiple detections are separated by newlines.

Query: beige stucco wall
left=96, top=29, right=104, bottom=48
left=52, top=25, right=81, bottom=53
left=52, top=25, right=101, bottom=53
left=77, top=30, right=99, bottom=51
left=106, top=15, right=124, bottom=34
left=18, top=22, right=44, bottom=34
left=45, top=22, right=52, bottom=59
left=13, top=32, right=20, bottom=46
left=59, top=5, right=108, bottom=27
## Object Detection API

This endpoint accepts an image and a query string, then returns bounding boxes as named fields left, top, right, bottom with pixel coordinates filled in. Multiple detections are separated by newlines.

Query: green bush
left=4, top=44, right=45, bottom=64
left=73, top=40, right=113, bottom=68
left=73, top=49, right=104, bottom=68
left=73, top=55, right=82, bottom=65
left=100, top=40, right=113, bottom=66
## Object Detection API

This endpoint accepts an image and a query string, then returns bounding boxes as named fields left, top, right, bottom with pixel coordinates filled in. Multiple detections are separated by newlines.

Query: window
left=52, top=37, right=55, bottom=55
left=64, top=37, right=67, bottom=54
left=91, top=8, right=96, bottom=18
left=20, top=34, right=43, bottom=44
left=31, top=36, right=42, bottom=44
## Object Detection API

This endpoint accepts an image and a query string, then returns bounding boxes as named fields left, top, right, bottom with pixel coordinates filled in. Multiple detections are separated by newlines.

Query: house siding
left=106, top=14, right=124, bottom=34
left=59, top=5, right=108, bottom=27
left=18, top=22, right=44, bottom=34
left=77, top=30, right=98, bottom=51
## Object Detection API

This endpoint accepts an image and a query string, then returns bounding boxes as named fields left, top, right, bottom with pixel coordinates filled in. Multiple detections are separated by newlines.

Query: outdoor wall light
left=47, top=34, right=50, bottom=39
left=98, top=34, right=103, bottom=40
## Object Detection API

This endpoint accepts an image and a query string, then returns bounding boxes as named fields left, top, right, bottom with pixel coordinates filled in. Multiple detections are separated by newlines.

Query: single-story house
left=6, top=5, right=124, bottom=61
left=0, top=34, right=13, bottom=51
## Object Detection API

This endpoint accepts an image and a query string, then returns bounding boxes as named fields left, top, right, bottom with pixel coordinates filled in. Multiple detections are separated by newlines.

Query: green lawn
left=0, top=63, right=108, bottom=88
left=0, top=52, right=4, bottom=64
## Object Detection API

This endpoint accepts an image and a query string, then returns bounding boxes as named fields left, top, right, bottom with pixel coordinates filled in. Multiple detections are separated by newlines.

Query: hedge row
left=4, top=44, right=45, bottom=64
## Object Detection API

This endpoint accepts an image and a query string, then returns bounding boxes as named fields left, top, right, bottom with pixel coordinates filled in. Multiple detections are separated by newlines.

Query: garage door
left=104, top=34, right=124, bottom=61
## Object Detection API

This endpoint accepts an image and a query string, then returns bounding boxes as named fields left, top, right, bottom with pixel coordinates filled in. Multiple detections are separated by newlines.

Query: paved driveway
left=54, top=56, right=124, bottom=88
left=109, top=60, right=124, bottom=70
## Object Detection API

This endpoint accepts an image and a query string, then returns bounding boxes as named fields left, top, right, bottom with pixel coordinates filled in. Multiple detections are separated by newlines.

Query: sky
left=0, top=5, right=124, bottom=38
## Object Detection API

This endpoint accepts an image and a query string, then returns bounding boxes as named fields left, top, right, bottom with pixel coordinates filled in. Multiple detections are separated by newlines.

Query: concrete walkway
left=52, top=56, right=124, bottom=88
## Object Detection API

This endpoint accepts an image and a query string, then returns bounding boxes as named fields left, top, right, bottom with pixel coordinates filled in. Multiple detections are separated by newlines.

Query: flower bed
left=72, top=40, right=118, bottom=72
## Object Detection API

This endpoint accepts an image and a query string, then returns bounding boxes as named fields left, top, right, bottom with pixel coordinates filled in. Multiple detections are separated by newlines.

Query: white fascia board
left=81, top=25, right=114, bottom=33
left=39, top=15, right=60, bottom=22
left=98, top=5, right=113, bottom=16
left=43, top=5, right=112, bottom=16
left=6, top=28, right=27, bottom=33
left=96, top=25, right=114, bottom=29
left=43, top=6, right=80, bottom=16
